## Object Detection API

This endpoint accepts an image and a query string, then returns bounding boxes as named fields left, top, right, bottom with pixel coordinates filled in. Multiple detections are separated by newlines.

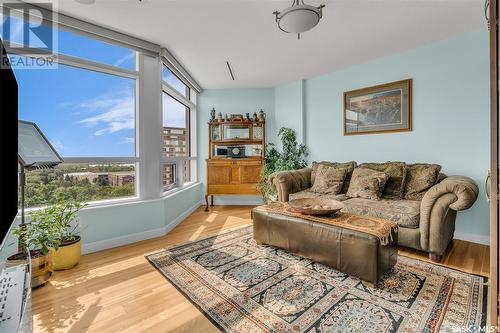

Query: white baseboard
left=82, top=200, right=203, bottom=254
left=453, top=232, right=490, bottom=245
left=163, top=200, right=204, bottom=236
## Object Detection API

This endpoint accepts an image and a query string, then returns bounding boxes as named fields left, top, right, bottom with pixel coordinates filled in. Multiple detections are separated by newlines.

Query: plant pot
left=50, top=236, right=81, bottom=270
left=7, top=250, right=52, bottom=288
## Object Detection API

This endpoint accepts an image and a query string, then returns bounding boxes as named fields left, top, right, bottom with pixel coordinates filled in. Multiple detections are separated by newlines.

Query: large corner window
left=161, top=66, right=196, bottom=192
left=5, top=14, right=139, bottom=207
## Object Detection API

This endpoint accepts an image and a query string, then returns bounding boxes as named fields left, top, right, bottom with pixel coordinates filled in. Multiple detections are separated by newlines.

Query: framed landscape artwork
left=343, top=79, right=412, bottom=135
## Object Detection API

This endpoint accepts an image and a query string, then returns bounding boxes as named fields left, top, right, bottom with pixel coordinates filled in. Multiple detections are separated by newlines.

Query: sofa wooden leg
left=429, top=253, right=442, bottom=262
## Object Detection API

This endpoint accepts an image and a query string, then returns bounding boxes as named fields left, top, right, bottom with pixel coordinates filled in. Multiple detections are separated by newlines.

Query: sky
left=1, top=13, right=188, bottom=158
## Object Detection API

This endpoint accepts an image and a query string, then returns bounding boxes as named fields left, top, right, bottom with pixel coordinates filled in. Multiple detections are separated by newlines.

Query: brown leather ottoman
left=252, top=208, right=397, bottom=285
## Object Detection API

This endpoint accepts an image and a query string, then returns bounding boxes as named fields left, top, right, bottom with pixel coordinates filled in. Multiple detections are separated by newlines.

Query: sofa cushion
left=310, top=165, right=347, bottom=194
left=289, top=190, right=349, bottom=202
left=346, top=167, right=389, bottom=200
left=404, top=163, right=442, bottom=200
left=342, top=198, right=421, bottom=229
left=311, top=161, right=357, bottom=193
left=358, top=161, right=406, bottom=199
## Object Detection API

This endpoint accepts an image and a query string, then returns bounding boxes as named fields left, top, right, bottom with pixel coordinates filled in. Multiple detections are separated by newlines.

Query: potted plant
left=258, top=127, right=308, bottom=202
left=9, top=214, right=61, bottom=288
left=35, top=200, right=86, bottom=271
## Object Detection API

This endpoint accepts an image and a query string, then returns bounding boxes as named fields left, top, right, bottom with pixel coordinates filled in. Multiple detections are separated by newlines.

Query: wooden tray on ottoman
left=288, top=198, right=344, bottom=216
left=252, top=204, right=397, bottom=285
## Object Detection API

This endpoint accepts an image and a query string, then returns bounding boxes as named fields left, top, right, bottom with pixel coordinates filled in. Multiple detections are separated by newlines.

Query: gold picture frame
left=343, top=79, right=412, bottom=135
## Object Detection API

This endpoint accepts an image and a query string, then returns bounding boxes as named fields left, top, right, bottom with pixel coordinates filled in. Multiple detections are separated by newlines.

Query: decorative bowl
left=288, top=198, right=344, bottom=216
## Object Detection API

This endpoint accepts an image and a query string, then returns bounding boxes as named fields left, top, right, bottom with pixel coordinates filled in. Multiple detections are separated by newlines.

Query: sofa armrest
left=268, top=168, right=312, bottom=202
left=419, top=176, right=478, bottom=253
left=422, top=176, right=478, bottom=212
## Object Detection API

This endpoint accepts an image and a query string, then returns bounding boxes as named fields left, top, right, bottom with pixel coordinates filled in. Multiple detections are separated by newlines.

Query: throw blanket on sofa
left=254, top=202, right=398, bottom=245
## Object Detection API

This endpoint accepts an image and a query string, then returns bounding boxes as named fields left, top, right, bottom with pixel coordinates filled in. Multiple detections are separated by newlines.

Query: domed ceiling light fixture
left=273, top=0, right=325, bottom=40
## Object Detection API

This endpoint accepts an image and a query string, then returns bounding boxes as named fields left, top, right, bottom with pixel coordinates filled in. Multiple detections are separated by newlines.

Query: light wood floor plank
left=32, top=205, right=489, bottom=332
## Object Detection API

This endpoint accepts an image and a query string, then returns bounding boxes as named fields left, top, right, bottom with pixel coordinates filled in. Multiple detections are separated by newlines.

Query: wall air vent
left=226, top=61, right=235, bottom=81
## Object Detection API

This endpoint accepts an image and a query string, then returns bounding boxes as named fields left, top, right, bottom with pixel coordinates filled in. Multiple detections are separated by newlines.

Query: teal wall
left=79, top=199, right=165, bottom=243
left=0, top=181, right=203, bottom=259
left=199, top=30, right=490, bottom=240
left=274, top=80, right=305, bottom=144
left=197, top=88, right=275, bottom=204
left=276, top=30, right=490, bottom=238
left=163, top=183, right=204, bottom=222
left=78, top=183, right=203, bottom=244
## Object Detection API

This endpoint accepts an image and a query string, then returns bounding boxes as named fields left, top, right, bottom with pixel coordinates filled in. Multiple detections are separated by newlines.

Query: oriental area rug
left=146, top=226, right=488, bottom=333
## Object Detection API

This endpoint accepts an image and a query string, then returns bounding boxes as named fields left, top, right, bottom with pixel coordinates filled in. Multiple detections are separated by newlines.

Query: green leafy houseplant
left=13, top=215, right=60, bottom=256
left=258, top=127, right=308, bottom=201
left=14, top=200, right=86, bottom=254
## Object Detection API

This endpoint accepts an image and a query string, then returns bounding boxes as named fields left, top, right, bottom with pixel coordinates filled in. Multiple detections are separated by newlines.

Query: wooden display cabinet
left=205, top=119, right=265, bottom=211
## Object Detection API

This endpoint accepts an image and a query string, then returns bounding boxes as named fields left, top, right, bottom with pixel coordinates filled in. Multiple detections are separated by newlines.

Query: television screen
left=0, top=39, right=19, bottom=248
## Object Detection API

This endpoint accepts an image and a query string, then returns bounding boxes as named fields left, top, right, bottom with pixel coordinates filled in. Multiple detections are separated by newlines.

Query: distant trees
left=22, top=164, right=135, bottom=208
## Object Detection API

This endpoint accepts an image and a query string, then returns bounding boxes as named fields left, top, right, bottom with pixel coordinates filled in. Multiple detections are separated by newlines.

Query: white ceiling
left=53, top=0, right=485, bottom=89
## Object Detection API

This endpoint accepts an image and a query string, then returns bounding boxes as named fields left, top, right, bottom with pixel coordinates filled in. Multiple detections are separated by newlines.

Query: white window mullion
left=4, top=42, right=139, bottom=80
left=190, top=101, right=198, bottom=183
left=162, top=82, right=195, bottom=109
left=62, top=157, right=138, bottom=164
left=57, top=53, right=138, bottom=79
left=176, top=160, right=185, bottom=188
left=161, top=49, right=202, bottom=93
left=138, top=53, right=163, bottom=200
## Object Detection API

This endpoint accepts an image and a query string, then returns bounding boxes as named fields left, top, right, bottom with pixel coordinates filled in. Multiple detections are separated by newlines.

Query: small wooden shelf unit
left=205, top=119, right=265, bottom=211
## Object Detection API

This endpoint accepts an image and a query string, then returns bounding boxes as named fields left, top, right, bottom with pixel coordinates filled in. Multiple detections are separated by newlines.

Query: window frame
left=5, top=21, right=141, bottom=205
left=161, top=64, right=197, bottom=193
left=2, top=2, right=202, bottom=208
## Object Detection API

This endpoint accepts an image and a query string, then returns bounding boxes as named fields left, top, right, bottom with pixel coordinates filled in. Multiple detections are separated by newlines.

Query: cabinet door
left=207, top=163, right=232, bottom=185
left=239, top=161, right=262, bottom=184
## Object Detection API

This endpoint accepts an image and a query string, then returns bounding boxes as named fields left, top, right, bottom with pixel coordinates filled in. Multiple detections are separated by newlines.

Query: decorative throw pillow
left=404, top=163, right=442, bottom=200
left=347, top=167, right=389, bottom=200
left=311, top=161, right=357, bottom=194
left=310, top=165, right=347, bottom=194
left=358, top=162, right=407, bottom=199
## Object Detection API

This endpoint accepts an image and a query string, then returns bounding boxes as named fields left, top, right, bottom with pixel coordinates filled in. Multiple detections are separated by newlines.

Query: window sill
left=162, top=181, right=199, bottom=198
left=21, top=195, right=141, bottom=214
left=20, top=182, right=201, bottom=214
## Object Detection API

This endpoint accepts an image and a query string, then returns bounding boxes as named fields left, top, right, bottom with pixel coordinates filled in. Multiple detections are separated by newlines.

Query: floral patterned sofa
left=269, top=161, right=479, bottom=262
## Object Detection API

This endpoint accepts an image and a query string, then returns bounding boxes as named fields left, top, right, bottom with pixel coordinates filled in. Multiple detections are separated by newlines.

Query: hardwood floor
left=32, top=205, right=489, bottom=332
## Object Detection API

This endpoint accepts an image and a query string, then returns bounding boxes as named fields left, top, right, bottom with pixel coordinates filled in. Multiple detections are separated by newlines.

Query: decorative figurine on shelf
left=258, top=109, right=266, bottom=122
left=210, top=108, right=216, bottom=121
left=217, top=112, right=223, bottom=122
left=252, top=112, right=258, bottom=122
left=230, top=114, right=244, bottom=121
left=245, top=113, right=251, bottom=121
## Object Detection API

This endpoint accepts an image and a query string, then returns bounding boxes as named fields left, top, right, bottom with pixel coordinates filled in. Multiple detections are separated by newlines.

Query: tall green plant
left=258, top=127, right=308, bottom=201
